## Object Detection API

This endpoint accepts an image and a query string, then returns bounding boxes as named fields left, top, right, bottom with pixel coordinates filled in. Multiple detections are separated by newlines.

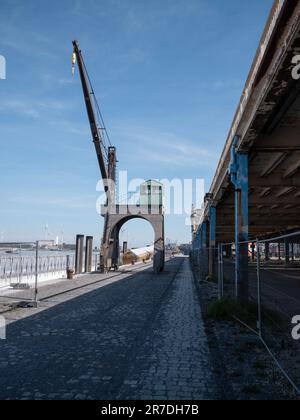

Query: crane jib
left=72, top=40, right=117, bottom=205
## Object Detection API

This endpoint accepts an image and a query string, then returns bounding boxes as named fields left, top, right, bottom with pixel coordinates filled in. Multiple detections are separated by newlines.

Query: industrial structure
left=72, top=42, right=164, bottom=273
left=192, top=0, right=300, bottom=298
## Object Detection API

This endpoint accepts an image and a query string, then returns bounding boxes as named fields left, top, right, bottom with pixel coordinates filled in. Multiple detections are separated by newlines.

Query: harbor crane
left=72, top=40, right=165, bottom=274
left=72, top=40, right=117, bottom=272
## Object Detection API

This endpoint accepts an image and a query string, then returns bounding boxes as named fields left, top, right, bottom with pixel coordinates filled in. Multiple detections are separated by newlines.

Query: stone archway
left=100, top=205, right=164, bottom=274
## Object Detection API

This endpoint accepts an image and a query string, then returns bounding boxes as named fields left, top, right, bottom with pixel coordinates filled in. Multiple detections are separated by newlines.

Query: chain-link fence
left=191, top=244, right=220, bottom=305
left=216, top=232, right=300, bottom=395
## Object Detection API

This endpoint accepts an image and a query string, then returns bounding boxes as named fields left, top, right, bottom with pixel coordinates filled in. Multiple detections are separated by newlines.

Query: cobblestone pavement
left=0, top=257, right=219, bottom=400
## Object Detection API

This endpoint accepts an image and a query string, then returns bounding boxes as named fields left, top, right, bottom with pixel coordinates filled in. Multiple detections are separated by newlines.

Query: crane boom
left=72, top=40, right=116, bottom=202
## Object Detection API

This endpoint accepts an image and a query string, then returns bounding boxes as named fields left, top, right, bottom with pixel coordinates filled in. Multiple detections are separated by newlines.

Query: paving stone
left=0, top=258, right=218, bottom=400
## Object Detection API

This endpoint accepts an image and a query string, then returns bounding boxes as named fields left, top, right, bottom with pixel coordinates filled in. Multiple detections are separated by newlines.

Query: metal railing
left=0, top=242, right=100, bottom=306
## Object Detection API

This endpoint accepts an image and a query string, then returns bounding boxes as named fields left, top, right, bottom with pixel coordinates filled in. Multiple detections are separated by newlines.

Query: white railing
left=0, top=253, right=100, bottom=288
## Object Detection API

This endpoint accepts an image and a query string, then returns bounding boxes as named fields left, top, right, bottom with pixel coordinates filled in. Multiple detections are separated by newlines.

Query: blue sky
left=0, top=0, right=273, bottom=246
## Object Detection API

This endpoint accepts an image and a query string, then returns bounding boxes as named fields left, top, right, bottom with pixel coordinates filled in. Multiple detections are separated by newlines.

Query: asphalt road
left=223, top=261, right=300, bottom=318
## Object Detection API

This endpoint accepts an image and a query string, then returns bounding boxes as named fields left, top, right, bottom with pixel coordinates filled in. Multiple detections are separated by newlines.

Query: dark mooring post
left=85, top=236, right=93, bottom=273
left=75, top=235, right=84, bottom=274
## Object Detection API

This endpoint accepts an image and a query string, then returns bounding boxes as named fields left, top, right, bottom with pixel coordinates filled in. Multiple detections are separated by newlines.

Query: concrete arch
left=100, top=205, right=165, bottom=274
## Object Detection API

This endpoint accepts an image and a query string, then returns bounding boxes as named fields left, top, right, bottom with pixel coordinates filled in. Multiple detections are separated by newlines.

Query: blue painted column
left=230, top=136, right=249, bottom=300
left=202, top=221, right=208, bottom=278
left=209, top=207, right=217, bottom=279
left=202, top=222, right=207, bottom=249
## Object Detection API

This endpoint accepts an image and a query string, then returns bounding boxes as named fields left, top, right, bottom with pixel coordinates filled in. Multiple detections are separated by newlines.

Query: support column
left=251, top=242, right=255, bottom=262
left=291, top=243, right=295, bottom=262
left=75, top=235, right=84, bottom=274
left=202, top=221, right=208, bottom=278
left=285, top=238, right=290, bottom=265
left=85, top=236, right=93, bottom=273
left=278, top=243, right=281, bottom=261
left=202, top=222, right=207, bottom=248
left=230, top=136, right=249, bottom=301
left=265, top=242, right=270, bottom=261
left=209, top=207, right=216, bottom=279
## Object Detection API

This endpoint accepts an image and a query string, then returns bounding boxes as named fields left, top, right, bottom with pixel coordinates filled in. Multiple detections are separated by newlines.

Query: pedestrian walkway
left=118, top=258, right=218, bottom=400
left=0, top=257, right=218, bottom=400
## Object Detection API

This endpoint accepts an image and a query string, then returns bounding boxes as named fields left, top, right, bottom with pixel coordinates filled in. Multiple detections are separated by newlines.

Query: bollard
left=0, top=316, right=6, bottom=340
left=85, top=236, right=93, bottom=273
left=75, top=235, right=84, bottom=274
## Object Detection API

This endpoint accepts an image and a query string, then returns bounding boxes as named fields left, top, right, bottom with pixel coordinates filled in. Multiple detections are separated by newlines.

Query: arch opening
left=105, top=213, right=164, bottom=273
left=117, top=218, right=155, bottom=267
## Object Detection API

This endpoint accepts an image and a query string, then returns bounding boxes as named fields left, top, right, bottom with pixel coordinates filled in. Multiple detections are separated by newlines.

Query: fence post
left=34, top=241, right=39, bottom=307
left=256, top=239, right=262, bottom=338
left=95, top=254, right=99, bottom=271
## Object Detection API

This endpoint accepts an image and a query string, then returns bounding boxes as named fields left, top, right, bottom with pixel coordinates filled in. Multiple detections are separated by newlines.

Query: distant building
left=191, top=205, right=204, bottom=240
left=38, top=240, right=55, bottom=249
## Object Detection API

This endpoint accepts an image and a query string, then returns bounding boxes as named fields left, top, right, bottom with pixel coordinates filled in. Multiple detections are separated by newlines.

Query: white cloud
left=117, top=127, right=217, bottom=168
left=0, top=97, right=74, bottom=119
left=9, top=194, right=93, bottom=210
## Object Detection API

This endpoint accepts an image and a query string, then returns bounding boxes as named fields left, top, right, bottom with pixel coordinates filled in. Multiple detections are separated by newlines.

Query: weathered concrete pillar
left=209, top=207, right=216, bottom=279
left=153, top=217, right=165, bottom=274
left=123, top=241, right=128, bottom=254
left=235, top=178, right=249, bottom=300
left=230, top=136, right=249, bottom=300
left=75, top=235, right=84, bottom=274
left=85, top=236, right=93, bottom=273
